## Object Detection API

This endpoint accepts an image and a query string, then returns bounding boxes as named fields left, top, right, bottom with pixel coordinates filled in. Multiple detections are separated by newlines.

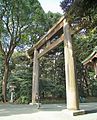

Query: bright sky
left=38, top=0, right=63, bottom=14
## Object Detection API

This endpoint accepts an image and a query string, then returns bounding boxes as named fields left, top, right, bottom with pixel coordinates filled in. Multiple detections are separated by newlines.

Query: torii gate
left=82, top=46, right=97, bottom=77
left=27, top=16, right=85, bottom=115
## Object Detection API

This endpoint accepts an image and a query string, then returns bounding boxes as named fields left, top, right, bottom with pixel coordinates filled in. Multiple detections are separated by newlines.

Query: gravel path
left=0, top=103, right=97, bottom=120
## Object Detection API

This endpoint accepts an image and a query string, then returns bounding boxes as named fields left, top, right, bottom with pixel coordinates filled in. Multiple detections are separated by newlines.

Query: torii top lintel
left=27, top=15, right=80, bottom=58
left=27, top=16, right=65, bottom=58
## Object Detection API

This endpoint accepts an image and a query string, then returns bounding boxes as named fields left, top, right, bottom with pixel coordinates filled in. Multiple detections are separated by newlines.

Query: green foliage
left=60, top=0, right=97, bottom=98
left=39, top=46, right=66, bottom=99
left=73, top=28, right=97, bottom=62
left=1, top=51, right=32, bottom=103
left=0, top=0, right=47, bottom=55
left=60, top=0, right=97, bottom=21
left=45, top=11, right=62, bottom=30
left=0, top=0, right=48, bottom=102
left=1, top=0, right=97, bottom=103
left=14, top=95, right=29, bottom=104
left=0, top=2, right=63, bottom=103
left=73, top=27, right=97, bottom=97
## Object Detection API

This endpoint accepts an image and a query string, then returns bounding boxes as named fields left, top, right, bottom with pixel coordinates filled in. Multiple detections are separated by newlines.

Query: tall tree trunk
left=2, top=59, right=9, bottom=103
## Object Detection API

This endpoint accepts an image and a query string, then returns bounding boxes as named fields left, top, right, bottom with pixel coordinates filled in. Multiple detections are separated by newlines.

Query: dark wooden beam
left=37, top=34, right=64, bottom=58
left=27, top=16, right=64, bottom=56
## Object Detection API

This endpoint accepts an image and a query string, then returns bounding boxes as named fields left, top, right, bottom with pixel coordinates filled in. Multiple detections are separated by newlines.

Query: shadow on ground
left=80, top=103, right=97, bottom=114
left=0, top=104, right=38, bottom=117
left=39, top=104, right=66, bottom=111
left=0, top=103, right=97, bottom=117
left=0, top=103, right=66, bottom=117
left=85, top=109, right=97, bottom=114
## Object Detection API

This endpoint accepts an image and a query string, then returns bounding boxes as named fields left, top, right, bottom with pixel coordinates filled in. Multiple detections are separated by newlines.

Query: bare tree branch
left=7, top=43, right=16, bottom=61
left=3, top=17, right=12, bottom=37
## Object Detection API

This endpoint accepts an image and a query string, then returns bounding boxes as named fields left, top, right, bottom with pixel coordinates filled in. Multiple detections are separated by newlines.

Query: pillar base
left=29, top=99, right=37, bottom=105
left=29, top=102, right=41, bottom=106
left=63, top=109, right=85, bottom=116
left=29, top=102, right=41, bottom=109
left=29, top=102, right=35, bottom=105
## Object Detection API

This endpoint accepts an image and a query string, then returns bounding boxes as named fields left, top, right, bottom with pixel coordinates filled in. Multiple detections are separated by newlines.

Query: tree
left=45, top=11, right=62, bottom=30
left=0, top=0, right=46, bottom=102
left=60, top=0, right=97, bottom=33
left=73, top=29, right=97, bottom=97
left=39, top=45, right=66, bottom=100
left=8, top=52, right=32, bottom=103
left=60, top=0, right=97, bottom=98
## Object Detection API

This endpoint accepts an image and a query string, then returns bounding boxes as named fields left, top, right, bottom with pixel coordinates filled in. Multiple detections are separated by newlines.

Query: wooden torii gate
left=27, top=16, right=84, bottom=115
left=82, top=46, right=97, bottom=77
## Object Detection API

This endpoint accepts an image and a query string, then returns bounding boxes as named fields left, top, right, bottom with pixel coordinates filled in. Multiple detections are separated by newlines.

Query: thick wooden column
left=32, top=48, right=39, bottom=104
left=63, top=21, right=79, bottom=110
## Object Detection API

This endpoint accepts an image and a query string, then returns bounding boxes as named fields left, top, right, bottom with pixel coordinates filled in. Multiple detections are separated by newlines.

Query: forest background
left=0, top=0, right=97, bottom=103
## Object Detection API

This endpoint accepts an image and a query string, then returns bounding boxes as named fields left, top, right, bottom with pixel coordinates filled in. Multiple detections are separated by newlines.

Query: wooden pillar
left=63, top=21, right=79, bottom=110
left=94, top=61, right=97, bottom=75
left=32, top=48, right=39, bottom=104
